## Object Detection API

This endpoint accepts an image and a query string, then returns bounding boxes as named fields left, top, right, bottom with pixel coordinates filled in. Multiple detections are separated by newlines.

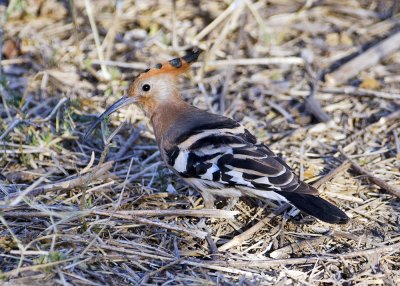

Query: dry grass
left=1, top=0, right=400, bottom=285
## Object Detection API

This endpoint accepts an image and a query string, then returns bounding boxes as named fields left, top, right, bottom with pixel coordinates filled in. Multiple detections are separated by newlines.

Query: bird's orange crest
left=136, top=47, right=202, bottom=81
left=84, top=48, right=202, bottom=140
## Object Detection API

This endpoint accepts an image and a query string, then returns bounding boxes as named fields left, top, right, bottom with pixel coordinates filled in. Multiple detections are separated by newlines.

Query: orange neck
left=150, top=99, right=192, bottom=143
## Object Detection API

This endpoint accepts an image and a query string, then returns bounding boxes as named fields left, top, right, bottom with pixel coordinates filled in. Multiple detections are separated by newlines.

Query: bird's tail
left=280, top=192, right=349, bottom=224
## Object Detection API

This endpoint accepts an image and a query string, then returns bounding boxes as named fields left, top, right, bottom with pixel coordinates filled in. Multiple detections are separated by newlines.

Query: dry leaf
left=360, top=77, right=381, bottom=90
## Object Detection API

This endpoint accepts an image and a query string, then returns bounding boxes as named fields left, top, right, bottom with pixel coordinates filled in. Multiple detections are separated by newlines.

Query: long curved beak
left=83, top=95, right=137, bottom=140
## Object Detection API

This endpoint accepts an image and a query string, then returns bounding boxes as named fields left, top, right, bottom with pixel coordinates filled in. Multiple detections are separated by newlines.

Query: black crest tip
left=182, top=47, right=202, bottom=63
left=169, top=58, right=182, bottom=68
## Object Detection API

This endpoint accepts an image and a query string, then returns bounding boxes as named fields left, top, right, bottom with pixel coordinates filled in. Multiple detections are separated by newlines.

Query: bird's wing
left=163, top=118, right=317, bottom=197
left=162, top=114, right=350, bottom=224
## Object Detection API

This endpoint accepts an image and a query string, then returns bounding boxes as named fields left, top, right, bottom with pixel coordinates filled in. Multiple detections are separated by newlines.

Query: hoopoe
left=85, top=48, right=349, bottom=224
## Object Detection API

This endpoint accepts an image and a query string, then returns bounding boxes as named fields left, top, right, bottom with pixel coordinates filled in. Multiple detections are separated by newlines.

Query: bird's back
left=156, top=106, right=349, bottom=224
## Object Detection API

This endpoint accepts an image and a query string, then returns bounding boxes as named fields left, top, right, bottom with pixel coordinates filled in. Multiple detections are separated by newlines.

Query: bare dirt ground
left=1, top=0, right=400, bottom=285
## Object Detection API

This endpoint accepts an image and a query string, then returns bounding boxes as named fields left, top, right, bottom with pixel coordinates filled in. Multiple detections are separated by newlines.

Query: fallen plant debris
left=1, top=0, right=400, bottom=285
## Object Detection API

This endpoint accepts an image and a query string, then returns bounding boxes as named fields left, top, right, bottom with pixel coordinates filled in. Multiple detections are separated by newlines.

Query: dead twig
left=92, top=209, right=238, bottom=219
left=84, top=0, right=110, bottom=79
left=338, top=147, right=400, bottom=198
left=99, top=213, right=208, bottom=239
left=394, top=129, right=400, bottom=156
left=325, top=30, right=400, bottom=86
left=209, top=240, right=400, bottom=268
left=0, top=118, right=22, bottom=140
left=321, top=86, right=400, bottom=100
left=182, top=260, right=263, bottom=277
left=110, top=125, right=142, bottom=160
left=270, top=229, right=386, bottom=259
left=193, top=0, right=239, bottom=43
left=304, top=79, right=331, bottom=122
left=269, top=232, right=332, bottom=259
left=205, top=234, right=219, bottom=256
left=303, top=55, right=331, bottom=123
left=5, top=161, right=114, bottom=201
left=218, top=203, right=291, bottom=251
left=312, top=160, right=351, bottom=189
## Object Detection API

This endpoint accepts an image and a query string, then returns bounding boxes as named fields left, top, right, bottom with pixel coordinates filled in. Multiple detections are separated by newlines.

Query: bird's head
left=84, top=48, right=201, bottom=139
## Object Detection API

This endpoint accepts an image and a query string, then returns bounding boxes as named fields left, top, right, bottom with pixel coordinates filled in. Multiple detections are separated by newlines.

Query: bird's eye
left=142, top=84, right=151, bottom=92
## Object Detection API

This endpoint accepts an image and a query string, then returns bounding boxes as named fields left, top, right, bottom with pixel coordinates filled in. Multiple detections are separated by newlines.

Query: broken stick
left=338, top=147, right=400, bottom=198
left=325, top=30, right=400, bottom=86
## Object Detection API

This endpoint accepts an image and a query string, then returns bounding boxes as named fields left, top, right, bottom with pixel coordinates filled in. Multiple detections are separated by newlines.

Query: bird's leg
left=200, top=191, right=216, bottom=209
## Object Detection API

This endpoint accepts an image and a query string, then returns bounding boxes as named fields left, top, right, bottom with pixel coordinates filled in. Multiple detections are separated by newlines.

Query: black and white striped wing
left=162, top=113, right=349, bottom=224
left=164, top=120, right=317, bottom=199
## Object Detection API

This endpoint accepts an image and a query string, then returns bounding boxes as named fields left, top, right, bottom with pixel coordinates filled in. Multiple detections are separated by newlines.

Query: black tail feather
left=280, top=192, right=349, bottom=224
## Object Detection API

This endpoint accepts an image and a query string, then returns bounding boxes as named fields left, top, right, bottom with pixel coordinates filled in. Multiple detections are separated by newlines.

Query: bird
left=85, top=48, right=349, bottom=224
